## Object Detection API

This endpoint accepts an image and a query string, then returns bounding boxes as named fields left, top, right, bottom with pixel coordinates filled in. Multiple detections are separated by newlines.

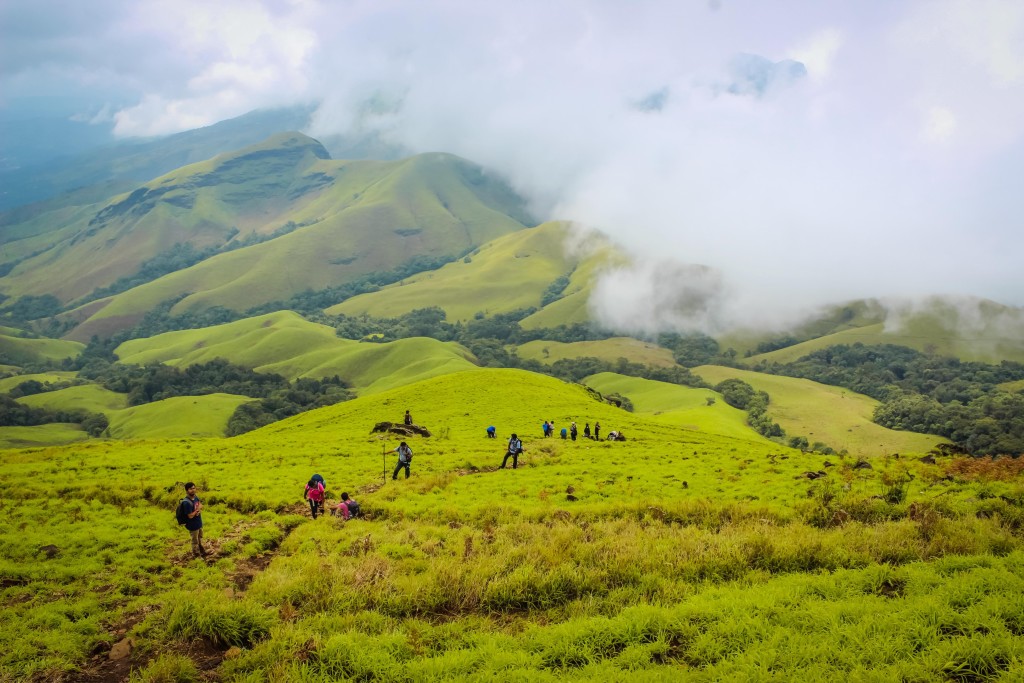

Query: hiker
left=486, top=425, right=496, bottom=438
left=334, top=492, right=362, bottom=520
left=570, top=422, right=578, bottom=441
left=560, top=426, right=567, bottom=439
left=404, top=410, right=413, bottom=426
left=584, top=423, right=591, bottom=439
left=594, top=422, right=601, bottom=440
left=305, top=476, right=326, bottom=519
left=393, top=441, right=413, bottom=479
left=542, top=420, right=550, bottom=437
left=179, top=482, right=207, bottom=558
left=608, top=430, right=619, bottom=441
left=502, top=433, right=524, bottom=469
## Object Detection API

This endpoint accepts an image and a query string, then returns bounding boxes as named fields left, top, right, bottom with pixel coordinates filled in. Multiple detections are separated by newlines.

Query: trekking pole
left=382, top=443, right=387, bottom=485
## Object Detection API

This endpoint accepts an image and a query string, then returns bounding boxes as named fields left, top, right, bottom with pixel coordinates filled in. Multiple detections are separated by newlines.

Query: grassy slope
left=16, top=384, right=128, bottom=413
left=744, top=298, right=1024, bottom=366
left=4, top=367, right=1023, bottom=681
left=106, top=393, right=254, bottom=439
left=11, top=139, right=531, bottom=340
left=0, top=423, right=88, bottom=449
left=1001, top=379, right=1024, bottom=393
left=114, top=310, right=478, bottom=393
left=328, top=221, right=597, bottom=323
left=0, top=371, right=77, bottom=393
left=0, top=330, right=83, bottom=364
left=517, top=337, right=678, bottom=368
left=693, top=365, right=945, bottom=456
left=583, top=371, right=764, bottom=441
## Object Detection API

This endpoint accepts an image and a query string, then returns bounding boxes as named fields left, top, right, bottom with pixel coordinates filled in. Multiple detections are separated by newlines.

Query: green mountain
left=0, top=133, right=534, bottom=340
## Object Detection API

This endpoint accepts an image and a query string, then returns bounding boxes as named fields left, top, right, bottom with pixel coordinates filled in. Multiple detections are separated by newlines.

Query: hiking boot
left=199, top=546, right=207, bottom=557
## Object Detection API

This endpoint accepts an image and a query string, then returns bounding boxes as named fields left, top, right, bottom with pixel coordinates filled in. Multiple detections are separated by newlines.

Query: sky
left=2, top=0, right=1023, bottom=334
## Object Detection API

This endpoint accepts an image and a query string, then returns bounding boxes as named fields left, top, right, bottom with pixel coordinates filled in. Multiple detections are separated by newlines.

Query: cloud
left=2, top=0, right=1023, bottom=335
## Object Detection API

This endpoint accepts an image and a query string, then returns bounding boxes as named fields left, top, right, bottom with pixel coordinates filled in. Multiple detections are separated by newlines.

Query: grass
left=0, top=330, right=83, bottom=365
left=328, top=221, right=604, bottom=323
left=583, top=372, right=763, bottom=441
left=22, top=141, right=532, bottom=342
left=518, top=338, right=678, bottom=368
left=0, top=370, right=78, bottom=393
left=1, top=370, right=1022, bottom=681
left=106, top=393, right=255, bottom=439
left=692, top=365, right=945, bottom=456
left=114, top=310, right=478, bottom=394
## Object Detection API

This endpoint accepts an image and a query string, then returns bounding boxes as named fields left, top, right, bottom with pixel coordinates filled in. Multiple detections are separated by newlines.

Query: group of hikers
left=303, top=473, right=363, bottom=520
left=178, top=409, right=619, bottom=556
left=542, top=419, right=603, bottom=441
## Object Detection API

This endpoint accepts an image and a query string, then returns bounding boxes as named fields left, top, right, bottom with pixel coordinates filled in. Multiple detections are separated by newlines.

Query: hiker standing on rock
left=393, top=441, right=413, bottom=480
left=180, top=482, right=206, bottom=558
left=404, top=410, right=413, bottom=426
left=502, top=433, right=524, bottom=469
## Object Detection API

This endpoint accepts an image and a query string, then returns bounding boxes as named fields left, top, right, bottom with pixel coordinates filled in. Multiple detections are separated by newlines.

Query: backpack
left=175, top=499, right=190, bottom=525
left=346, top=500, right=362, bottom=518
left=311, top=473, right=325, bottom=488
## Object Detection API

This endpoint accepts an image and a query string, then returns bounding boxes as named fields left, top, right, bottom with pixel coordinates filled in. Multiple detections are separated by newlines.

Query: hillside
left=692, top=365, right=946, bottom=456
left=0, top=327, right=83, bottom=365
left=0, top=134, right=534, bottom=340
left=741, top=297, right=1024, bottom=365
left=518, top=337, right=678, bottom=368
left=327, top=221, right=614, bottom=325
left=583, top=371, right=765, bottom=441
left=4, top=367, right=1022, bottom=681
left=114, top=310, right=479, bottom=394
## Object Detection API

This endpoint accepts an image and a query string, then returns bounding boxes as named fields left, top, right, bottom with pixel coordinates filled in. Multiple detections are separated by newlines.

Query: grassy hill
left=692, top=365, right=945, bottom=456
left=0, top=423, right=88, bottom=449
left=741, top=297, right=1024, bottom=365
left=16, top=383, right=128, bottom=414
left=114, top=310, right=479, bottom=394
left=517, top=337, right=678, bottom=368
left=106, top=393, right=255, bottom=439
left=0, top=370, right=77, bottom=393
left=327, top=221, right=610, bottom=324
left=1, top=134, right=534, bottom=341
left=0, top=328, right=83, bottom=365
left=3, top=367, right=1022, bottom=681
left=583, top=372, right=764, bottom=441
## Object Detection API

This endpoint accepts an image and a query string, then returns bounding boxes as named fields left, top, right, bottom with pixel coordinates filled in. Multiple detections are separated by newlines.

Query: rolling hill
left=114, top=310, right=479, bottom=394
left=692, top=365, right=945, bottom=456
left=328, top=221, right=614, bottom=325
left=1, top=133, right=534, bottom=341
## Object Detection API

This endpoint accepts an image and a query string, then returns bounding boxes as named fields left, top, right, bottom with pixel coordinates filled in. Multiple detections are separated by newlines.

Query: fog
left=3, top=0, right=1022, bottom=334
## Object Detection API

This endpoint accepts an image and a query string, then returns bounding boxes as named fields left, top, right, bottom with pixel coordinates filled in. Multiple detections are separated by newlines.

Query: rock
left=566, top=494, right=578, bottom=502
left=39, top=545, right=59, bottom=559
left=919, top=455, right=936, bottom=464
left=852, top=460, right=873, bottom=470
left=109, top=638, right=132, bottom=661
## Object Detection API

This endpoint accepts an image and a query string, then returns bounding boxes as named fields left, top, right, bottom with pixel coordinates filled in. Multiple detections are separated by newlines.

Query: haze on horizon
left=2, top=0, right=1022, bottom=335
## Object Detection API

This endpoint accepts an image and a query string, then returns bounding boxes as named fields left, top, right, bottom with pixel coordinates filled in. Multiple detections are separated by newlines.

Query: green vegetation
left=754, top=343, right=1024, bottom=455
left=3, top=368, right=1023, bottom=681
left=693, top=365, right=944, bottom=457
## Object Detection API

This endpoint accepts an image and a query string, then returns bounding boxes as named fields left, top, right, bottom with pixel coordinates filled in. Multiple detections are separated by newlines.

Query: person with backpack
left=176, top=482, right=207, bottom=558
left=305, top=476, right=326, bottom=519
left=404, top=410, right=413, bottom=426
left=560, top=426, right=568, bottom=439
left=594, top=422, right=601, bottom=440
left=486, top=425, right=496, bottom=438
left=570, top=422, right=578, bottom=441
left=584, top=423, right=591, bottom=439
left=334, top=492, right=362, bottom=520
left=393, top=441, right=413, bottom=480
left=501, top=433, right=524, bottom=469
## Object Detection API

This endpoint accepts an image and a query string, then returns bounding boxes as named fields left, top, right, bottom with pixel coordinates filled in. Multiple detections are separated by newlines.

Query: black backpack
left=175, top=499, right=190, bottom=525
left=347, top=500, right=362, bottom=518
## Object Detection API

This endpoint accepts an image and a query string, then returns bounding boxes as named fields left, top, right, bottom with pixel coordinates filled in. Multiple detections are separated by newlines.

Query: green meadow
left=692, top=365, right=946, bottom=457
left=114, top=310, right=478, bottom=394
left=518, top=338, right=678, bottom=368
left=3, top=368, right=1023, bottom=681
